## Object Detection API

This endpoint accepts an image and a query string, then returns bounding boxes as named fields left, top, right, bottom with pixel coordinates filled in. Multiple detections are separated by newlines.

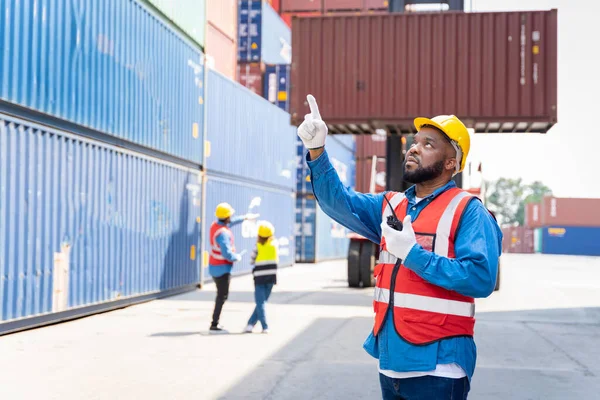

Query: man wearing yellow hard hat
left=208, top=202, right=258, bottom=334
left=297, top=95, right=502, bottom=399
left=243, top=221, right=278, bottom=334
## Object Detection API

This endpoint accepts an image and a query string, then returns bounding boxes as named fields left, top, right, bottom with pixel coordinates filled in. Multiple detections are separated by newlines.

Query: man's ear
left=445, top=158, right=457, bottom=172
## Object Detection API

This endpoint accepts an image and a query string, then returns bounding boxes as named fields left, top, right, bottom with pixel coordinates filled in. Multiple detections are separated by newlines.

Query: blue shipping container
left=295, top=195, right=350, bottom=263
left=296, top=135, right=356, bottom=193
left=203, top=174, right=295, bottom=278
left=264, top=64, right=291, bottom=112
left=206, top=69, right=297, bottom=189
left=542, top=226, right=600, bottom=257
left=0, top=0, right=205, bottom=164
left=0, top=113, right=202, bottom=326
left=238, top=0, right=292, bottom=65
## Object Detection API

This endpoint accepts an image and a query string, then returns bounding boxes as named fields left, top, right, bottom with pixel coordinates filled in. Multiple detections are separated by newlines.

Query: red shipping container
left=355, top=157, right=386, bottom=193
left=207, top=0, right=237, bottom=40
left=268, top=0, right=282, bottom=13
left=280, top=11, right=322, bottom=27
left=237, top=63, right=264, bottom=96
left=502, top=226, right=534, bottom=254
left=525, top=202, right=542, bottom=228
left=206, top=24, right=237, bottom=80
left=281, top=0, right=323, bottom=12
left=291, top=10, right=558, bottom=134
left=356, top=134, right=387, bottom=158
left=324, top=0, right=363, bottom=11
left=541, top=197, right=600, bottom=227
left=364, top=0, right=389, bottom=11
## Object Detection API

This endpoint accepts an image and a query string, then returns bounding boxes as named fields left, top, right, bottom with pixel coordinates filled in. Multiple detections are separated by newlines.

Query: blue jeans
left=379, top=374, right=470, bottom=400
left=247, top=283, right=274, bottom=329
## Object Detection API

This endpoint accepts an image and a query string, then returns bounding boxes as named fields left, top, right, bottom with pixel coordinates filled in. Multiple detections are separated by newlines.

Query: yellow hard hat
left=257, top=221, right=275, bottom=238
left=215, top=203, right=235, bottom=219
left=413, top=115, right=470, bottom=173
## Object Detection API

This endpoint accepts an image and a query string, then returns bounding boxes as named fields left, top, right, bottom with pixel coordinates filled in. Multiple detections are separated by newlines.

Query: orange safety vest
left=209, top=222, right=236, bottom=266
left=373, top=188, right=476, bottom=345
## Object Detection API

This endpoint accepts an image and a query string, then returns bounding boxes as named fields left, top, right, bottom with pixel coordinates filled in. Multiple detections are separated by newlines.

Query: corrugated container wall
left=291, top=10, right=558, bottom=134
left=237, top=63, right=264, bottom=95
left=207, top=0, right=237, bottom=39
left=0, top=114, right=201, bottom=324
left=282, top=0, right=323, bottom=12
left=502, top=226, right=534, bottom=254
left=238, top=1, right=292, bottom=65
left=525, top=202, right=542, bottom=228
left=355, top=157, right=386, bottom=193
left=264, top=65, right=292, bottom=112
left=296, top=135, right=356, bottom=193
left=542, top=226, right=600, bottom=257
left=0, top=0, right=205, bottom=164
left=295, top=196, right=351, bottom=262
left=147, top=0, right=206, bottom=47
left=206, top=24, right=237, bottom=80
left=356, top=135, right=387, bottom=158
left=203, top=175, right=295, bottom=277
left=323, top=0, right=363, bottom=11
left=540, top=197, right=600, bottom=227
left=206, top=70, right=297, bottom=190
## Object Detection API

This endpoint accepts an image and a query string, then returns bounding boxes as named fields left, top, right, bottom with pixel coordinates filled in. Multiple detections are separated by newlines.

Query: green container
left=146, top=0, right=206, bottom=48
left=534, top=227, right=543, bottom=253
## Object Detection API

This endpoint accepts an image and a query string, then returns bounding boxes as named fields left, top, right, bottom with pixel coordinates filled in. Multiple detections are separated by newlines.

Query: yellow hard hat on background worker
left=414, top=115, right=470, bottom=173
left=257, top=221, right=275, bottom=238
left=215, top=203, right=235, bottom=220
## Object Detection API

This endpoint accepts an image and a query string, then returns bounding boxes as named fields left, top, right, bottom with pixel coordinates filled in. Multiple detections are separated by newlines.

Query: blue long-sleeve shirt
left=209, top=216, right=245, bottom=278
left=307, top=149, right=502, bottom=381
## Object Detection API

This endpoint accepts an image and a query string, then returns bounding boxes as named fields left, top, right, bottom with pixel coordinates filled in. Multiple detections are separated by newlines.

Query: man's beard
left=403, top=159, right=445, bottom=184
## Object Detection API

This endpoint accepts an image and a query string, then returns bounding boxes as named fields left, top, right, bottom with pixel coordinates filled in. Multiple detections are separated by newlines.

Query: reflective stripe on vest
left=253, top=268, right=277, bottom=277
left=210, top=226, right=231, bottom=258
left=374, top=287, right=475, bottom=318
left=254, top=240, right=279, bottom=265
left=378, top=250, right=397, bottom=265
left=433, top=191, right=472, bottom=257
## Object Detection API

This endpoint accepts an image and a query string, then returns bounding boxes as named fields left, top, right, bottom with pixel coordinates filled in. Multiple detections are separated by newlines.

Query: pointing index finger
left=307, top=95, right=322, bottom=120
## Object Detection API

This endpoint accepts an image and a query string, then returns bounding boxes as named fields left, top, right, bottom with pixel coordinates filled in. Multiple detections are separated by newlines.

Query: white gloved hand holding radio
left=297, top=95, right=328, bottom=150
left=380, top=215, right=417, bottom=261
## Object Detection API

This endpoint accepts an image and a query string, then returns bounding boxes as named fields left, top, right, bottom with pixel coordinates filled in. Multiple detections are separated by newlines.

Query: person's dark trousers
left=211, top=273, right=231, bottom=327
left=379, top=374, right=470, bottom=400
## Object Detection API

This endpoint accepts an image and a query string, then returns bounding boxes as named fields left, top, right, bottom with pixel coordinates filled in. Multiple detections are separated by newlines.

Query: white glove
left=233, top=254, right=242, bottom=262
left=244, top=213, right=260, bottom=221
left=380, top=216, right=418, bottom=261
left=297, top=95, right=328, bottom=150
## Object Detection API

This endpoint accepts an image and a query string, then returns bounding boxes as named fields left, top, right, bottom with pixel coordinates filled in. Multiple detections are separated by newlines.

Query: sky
left=460, top=0, right=600, bottom=198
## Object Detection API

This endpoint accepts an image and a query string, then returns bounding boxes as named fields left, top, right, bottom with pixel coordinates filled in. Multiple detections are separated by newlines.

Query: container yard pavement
left=1, top=255, right=600, bottom=400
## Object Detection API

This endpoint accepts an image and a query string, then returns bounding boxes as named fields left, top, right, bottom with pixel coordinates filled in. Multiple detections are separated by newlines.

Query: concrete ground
left=1, top=254, right=599, bottom=399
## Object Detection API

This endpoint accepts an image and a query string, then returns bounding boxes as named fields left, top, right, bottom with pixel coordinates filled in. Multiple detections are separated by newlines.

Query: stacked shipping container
left=0, top=0, right=207, bottom=333
left=525, top=197, right=600, bottom=256
left=203, top=69, right=297, bottom=277
left=206, top=0, right=238, bottom=79
left=295, top=136, right=356, bottom=262
left=237, top=0, right=293, bottom=112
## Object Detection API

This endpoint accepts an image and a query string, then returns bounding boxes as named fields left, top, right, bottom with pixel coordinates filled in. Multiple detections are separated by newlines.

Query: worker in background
left=209, top=203, right=258, bottom=334
left=243, top=221, right=279, bottom=334
left=297, top=95, right=502, bottom=399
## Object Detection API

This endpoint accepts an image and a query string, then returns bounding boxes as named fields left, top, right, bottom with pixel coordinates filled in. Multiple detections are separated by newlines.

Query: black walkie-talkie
left=384, top=194, right=403, bottom=231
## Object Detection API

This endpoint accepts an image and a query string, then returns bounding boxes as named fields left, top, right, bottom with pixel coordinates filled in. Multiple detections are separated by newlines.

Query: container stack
left=355, top=135, right=388, bottom=193
left=279, top=0, right=389, bottom=26
left=0, top=0, right=206, bottom=332
left=206, top=0, right=238, bottom=80
left=237, top=0, right=292, bottom=111
left=525, top=197, right=600, bottom=257
left=295, top=136, right=356, bottom=263
left=202, top=69, right=298, bottom=279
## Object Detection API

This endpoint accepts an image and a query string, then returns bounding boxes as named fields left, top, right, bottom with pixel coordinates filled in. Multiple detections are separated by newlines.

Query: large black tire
left=348, top=240, right=362, bottom=288
left=359, top=242, right=377, bottom=288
